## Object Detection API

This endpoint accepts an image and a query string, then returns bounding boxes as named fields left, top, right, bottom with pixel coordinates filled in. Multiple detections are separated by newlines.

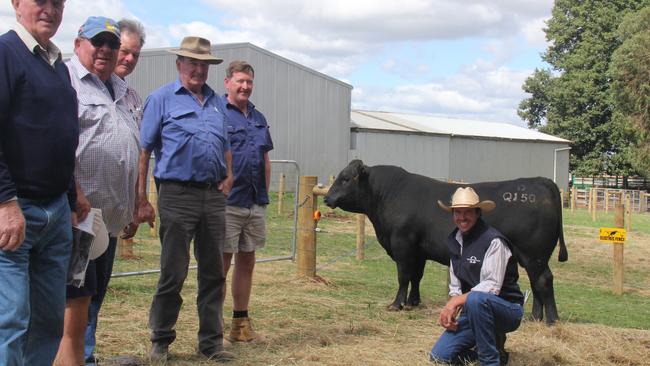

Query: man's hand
left=438, top=305, right=460, bottom=331
left=136, top=199, right=155, bottom=228
left=75, top=188, right=91, bottom=222
left=219, top=174, right=234, bottom=196
left=0, top=200, right=26, bottom=252
left=121, top=222, right=139, bottom=239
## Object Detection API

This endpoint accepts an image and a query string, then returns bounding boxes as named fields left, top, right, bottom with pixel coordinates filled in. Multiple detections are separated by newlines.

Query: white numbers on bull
left=502, top=185, right=536, bottom=204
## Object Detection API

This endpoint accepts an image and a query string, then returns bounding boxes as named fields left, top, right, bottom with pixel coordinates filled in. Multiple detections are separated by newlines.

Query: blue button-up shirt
left=141, top=80, right=230, bottom=183
left=222, top=95, right=273, bottom=208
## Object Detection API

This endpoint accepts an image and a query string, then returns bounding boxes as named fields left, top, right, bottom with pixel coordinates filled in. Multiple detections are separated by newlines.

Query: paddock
left=99, top=171, right=650, bottom=365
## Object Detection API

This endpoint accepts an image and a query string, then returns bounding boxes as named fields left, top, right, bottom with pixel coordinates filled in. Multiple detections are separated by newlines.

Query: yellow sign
left=599, top=228, right=626, bottom=243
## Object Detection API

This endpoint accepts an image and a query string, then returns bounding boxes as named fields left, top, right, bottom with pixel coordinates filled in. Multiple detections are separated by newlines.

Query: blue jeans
left=430, top=292, right=523, bottom=366
left=0, top=194, right=72, bottom=366
left=84, top=236, right=118, bottom=365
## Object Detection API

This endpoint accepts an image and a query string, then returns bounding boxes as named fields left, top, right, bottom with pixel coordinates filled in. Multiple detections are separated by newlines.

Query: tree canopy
left=610, top=6, right=650, bottom=174
left=518, top=0, right=650, bottom=176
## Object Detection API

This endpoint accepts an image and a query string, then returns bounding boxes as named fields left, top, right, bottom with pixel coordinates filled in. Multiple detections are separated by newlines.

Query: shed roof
left=351, top=110, right=570, bottom=143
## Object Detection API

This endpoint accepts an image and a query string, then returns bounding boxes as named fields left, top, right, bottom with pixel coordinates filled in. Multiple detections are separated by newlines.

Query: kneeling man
left=430, top=187, right=524, bottom=366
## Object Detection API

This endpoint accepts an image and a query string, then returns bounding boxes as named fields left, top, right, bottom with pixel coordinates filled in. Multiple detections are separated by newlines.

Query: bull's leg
left=536, top=265, right=559, bottom=324
left=522, top=263, right=544, bottom=322
left=388, top=262, right=409, bottom=311
left=525, top=261, right=560, bottom=324
left=405, top=259, right=426, bottom=309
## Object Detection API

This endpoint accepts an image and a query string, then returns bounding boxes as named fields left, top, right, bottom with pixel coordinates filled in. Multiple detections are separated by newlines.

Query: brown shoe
left=228, top=317, right=264, bottom=342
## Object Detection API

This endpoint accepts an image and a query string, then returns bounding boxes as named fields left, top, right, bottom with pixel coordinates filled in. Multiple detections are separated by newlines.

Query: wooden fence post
left=591, top=188, right=597, bottom=222
left=605, top=189, right=609, bottom=213
left=613, top=204, right=625, bottom=295
left=148, top=173, right=158, bottom=238
left=297, top=176, right=317, bottom=277
left=625, top=193, right=632, bottom=233
left=356, top=214, right=365, bottom=261
left=277, top=173, right=286, bottom=215
left=571, top=186, right=576, bottom=213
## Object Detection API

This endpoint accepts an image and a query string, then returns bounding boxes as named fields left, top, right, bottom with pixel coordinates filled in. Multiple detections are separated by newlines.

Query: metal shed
left=125, top=42, right=352, bottom=183
left=349, top=110, right=572, bottom=190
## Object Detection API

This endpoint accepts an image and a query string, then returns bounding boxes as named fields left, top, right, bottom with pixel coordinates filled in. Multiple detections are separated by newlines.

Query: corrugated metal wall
left=126, top=43, right=352, bottom=186
left=350, top=131, right=570, bottom=190
left=350, top=130, right=451, bottom=180
left=449, top=138, right=570, bottom=189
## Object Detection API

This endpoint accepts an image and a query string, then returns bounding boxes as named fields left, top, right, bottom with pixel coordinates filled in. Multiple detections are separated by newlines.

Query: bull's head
left=324, top=159, right=368, bottom=213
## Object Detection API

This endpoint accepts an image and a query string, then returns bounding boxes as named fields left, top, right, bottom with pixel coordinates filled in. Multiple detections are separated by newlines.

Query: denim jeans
left=84, top=237, right=118, bottom=365
left=430, top=291, right=523, bottom=366
left=0, top=194, right=72, bottom=366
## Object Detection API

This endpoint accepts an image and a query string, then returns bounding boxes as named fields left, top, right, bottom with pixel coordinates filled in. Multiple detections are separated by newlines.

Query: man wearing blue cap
left=54, top=16, right=140, bottom=365
left=0, top=1, right=78, bottom=364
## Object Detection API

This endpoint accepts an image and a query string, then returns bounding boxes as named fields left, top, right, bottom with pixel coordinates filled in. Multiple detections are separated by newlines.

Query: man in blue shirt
left=137, top=36, right=235, bottom=363
left=0, top=1, right=78, bottom=364
left=221, top=61, right=273, bottom=343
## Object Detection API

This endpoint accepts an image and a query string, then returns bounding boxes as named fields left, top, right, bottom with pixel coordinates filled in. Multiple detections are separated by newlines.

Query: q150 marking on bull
left=502, top=184, right=536, bottom=204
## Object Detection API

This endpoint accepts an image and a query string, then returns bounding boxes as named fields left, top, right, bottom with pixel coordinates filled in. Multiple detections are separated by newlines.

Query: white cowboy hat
left=437, top=187, right=496, bottom=212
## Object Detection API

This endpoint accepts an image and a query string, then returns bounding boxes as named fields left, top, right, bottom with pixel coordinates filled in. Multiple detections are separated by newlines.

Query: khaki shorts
left=224, top=204, right=267, bottom=253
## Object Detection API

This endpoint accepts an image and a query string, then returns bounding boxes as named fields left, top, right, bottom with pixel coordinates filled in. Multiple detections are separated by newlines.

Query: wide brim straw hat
left=168, top=36, right=223, bottom=64
left=437, top=187, right=496, bottom=212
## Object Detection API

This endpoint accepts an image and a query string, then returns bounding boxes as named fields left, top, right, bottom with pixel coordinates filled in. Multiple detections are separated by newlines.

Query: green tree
left=518, top=0, right=649, bottom=176
left=610, top=6, right=650, bottom=176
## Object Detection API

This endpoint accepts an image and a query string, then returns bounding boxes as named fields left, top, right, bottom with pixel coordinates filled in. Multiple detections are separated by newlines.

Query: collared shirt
left=66, top=56, right=140, bottom=235
left=12, top=21, right=60, bottom=66
left=141, top=79, right=230, bottom=183
left=124, top=85, right=143, bottom=126
left=448, top=230, right=512, bottom=297
left=222, top=95, right=273, bottom=208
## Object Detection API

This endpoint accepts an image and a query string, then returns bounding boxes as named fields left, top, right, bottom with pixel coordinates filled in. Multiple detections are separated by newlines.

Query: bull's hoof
left=387, top=303, right=402, bottom=311
left=527, top=314, right=543, bottom=322
left=403, top=303, right=420, bottom=311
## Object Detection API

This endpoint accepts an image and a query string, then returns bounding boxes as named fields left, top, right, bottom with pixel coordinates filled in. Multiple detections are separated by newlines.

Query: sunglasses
left=86, top=36, right=120, bottom=50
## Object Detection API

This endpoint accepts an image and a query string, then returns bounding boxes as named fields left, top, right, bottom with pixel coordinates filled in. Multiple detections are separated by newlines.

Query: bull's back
left=472, top=177, right=562, bottom=260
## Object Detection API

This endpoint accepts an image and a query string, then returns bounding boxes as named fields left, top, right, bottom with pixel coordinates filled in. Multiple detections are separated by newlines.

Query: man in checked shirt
left=55, top=16, right=140, bottom=365
left=430, top=187, right=524, bottom=366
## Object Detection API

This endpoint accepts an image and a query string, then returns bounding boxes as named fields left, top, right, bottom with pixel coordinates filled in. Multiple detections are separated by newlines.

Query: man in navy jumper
left=0, top=0, right=79, bottom=364
left=430, top=187, right=524, bottom=366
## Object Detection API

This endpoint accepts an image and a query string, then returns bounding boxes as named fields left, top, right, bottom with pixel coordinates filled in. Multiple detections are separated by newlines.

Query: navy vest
left=447, top=219, right=524, bottom=305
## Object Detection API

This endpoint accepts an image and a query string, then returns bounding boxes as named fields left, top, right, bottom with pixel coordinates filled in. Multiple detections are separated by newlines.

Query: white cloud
left=352, top=62, right=532, bottom=126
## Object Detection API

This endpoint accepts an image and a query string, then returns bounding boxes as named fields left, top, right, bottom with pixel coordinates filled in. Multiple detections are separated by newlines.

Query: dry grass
left=94, top=213, right=650, bottom=365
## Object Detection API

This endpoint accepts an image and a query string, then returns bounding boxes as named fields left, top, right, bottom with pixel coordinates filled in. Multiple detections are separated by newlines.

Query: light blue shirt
left=141, top=79, right=230, bottom=183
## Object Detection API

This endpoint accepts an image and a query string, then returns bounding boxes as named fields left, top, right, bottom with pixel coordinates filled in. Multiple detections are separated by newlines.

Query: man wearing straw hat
left=137, top=36, right=235, bottom=362
left=430, top=187, right=524, bottom=366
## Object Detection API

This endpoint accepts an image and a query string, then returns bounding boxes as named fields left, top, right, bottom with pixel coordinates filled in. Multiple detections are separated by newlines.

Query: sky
left=1, top=0, right=554, bottom=127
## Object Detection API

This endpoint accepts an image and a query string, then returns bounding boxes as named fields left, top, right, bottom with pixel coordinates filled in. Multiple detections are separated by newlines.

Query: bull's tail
left=556, top=186, right=568, bottom=262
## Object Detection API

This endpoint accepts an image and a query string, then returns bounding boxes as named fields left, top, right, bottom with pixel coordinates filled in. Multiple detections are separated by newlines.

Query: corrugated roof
left=351, top=110, right=570, bottom=143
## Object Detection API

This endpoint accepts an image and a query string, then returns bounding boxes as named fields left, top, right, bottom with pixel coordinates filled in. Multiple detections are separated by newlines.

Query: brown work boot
left=228, top=317, right=264, bottom=342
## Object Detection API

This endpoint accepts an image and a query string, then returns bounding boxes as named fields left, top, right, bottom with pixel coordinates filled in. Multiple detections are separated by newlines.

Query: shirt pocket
left=166, top=108, right=198, bottom=135
left=227, top=124, right=246, bottom=147
left=78, top=96, right=110, bottom=129
left=254, top=123, right=273, bottom=151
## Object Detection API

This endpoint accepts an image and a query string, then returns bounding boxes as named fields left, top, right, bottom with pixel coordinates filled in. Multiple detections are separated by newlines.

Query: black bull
left=324, top=160, right=567, bottom=324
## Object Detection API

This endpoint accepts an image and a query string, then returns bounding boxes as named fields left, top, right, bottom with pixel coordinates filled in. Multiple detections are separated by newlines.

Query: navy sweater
left=0, top=31, right=78, bottom=206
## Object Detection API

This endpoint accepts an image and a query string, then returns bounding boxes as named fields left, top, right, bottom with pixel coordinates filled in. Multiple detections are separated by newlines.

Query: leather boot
left=228, top=317, right=264, bottom=342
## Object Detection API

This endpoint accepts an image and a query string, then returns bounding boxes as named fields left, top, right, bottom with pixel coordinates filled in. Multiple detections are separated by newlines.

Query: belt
left=161, top=180, right=219, bottom=190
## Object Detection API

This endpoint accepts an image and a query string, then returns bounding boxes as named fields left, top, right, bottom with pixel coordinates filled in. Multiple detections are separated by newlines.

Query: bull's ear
left=358, top=163, right=369, bottom=178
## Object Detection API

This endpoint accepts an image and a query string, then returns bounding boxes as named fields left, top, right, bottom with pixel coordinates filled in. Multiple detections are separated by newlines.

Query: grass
left=95, top=202, right=650, bottom=365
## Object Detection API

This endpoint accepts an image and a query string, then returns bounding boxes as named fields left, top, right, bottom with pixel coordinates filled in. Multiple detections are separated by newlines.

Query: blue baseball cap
left=78, top=16, right=120, bottom=39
